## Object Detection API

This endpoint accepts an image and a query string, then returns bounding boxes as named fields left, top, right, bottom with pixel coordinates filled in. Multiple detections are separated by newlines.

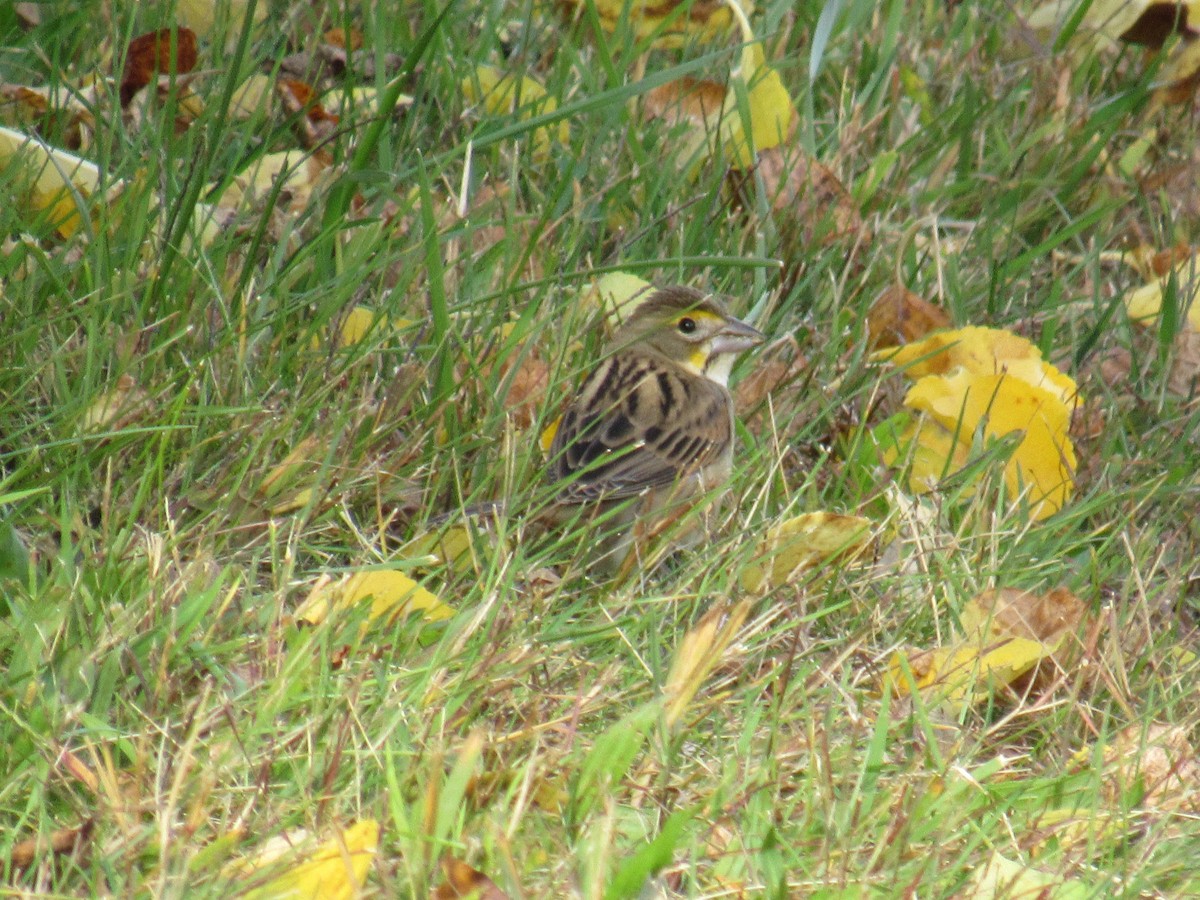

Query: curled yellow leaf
left=0, top=125, right=103, bottom=237
left=462, top=65, right=567, bottom=161
left=296, top=570, right=454, bottom=627
left=887, top=371, right=1076, bottom=521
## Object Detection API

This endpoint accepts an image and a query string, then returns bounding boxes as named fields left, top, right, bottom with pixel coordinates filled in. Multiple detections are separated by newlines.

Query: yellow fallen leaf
left=401, top=522, right=489, bottom=575
left=740, top=512, right=873, bottom=591
left=663, top=599, right=751, bottom=727
left=966, top=850, right=1085, bottom=899
left=259, top=436, right=320, bottom=502
left=873, top=326, right=1078, bottom=408
left=81, top=374, right=148, bottom=431
left=237, top=820, right=378, bottom=900
left=562, top=0, right=746, bottom=49
left=886, top=636, right=1048, bottom=712
left=539, top=418, right=560, bottom=453
left=587, top=271, right=655, bottom=326
left=296, top=570, right=455, bottom=627
left=316, top=307, right=413, bottom=349
left=213, top=150, right=329, bottom=213
left=323, top=86, right=413, bottom=119
left=884, top=587, right=1085, bottom=713
left=176, top=0, right=268, bottom=42
left=462, top=65, right=567, bottom=161
left=228, top=73, right=276, bottom=120
left=913, top=372, right=1074, bottom=512
left=883, top=369, right=1077, bottom=521
left=0, top=125, right=103, bottom=237
left=720, top=2, right=794, bottom=168
left=1124, top=250, right=1200, bottom=332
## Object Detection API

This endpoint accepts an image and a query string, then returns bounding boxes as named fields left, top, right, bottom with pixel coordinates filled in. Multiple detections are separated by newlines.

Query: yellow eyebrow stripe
left=675, top=310, right=722, bottom=325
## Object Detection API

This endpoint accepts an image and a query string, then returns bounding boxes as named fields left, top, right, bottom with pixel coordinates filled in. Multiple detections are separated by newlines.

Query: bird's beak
left=712, top=316, right=766, bottom=355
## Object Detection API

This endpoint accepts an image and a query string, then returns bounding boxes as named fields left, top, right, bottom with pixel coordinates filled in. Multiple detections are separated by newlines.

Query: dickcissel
left=544, top=284, right=765, bottom=575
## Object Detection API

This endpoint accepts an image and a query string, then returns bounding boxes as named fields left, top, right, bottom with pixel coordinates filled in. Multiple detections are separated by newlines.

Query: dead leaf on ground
left=119, top=29, right=198, bottom=107
left=81, top=374, right=149, bottom=431
left=880, top=370, right=1078, bottom=520
left=560, top=0, right=745, bottom=48
left=324, top=27, right=364, bottom=51
left=295, top=569, right=455, bottom=628
left=866, top=286, right=952, bottom=349
left=740, top=513, right=874, bottom=592
left=1168, top=323, right=1200, bottom=396
left=874, top=326, right=1079, bottom=407
left=642, top=76, right=727, bottom=131
left=734, top=334, right=809, bottom=411
left=1121, top=242, right=1193, bottom=281
left=279, top=44, right=406, bottom=84
left=231, top=820, right=379, bottom=900
left=1092, top=723, right=1200, bottom=814
left=663, top=599, right=751, bottom=727
left=497, top=348, right=551, bottom=429
left=277, top=78, right=339, bottom=149
left=966, top=851, right=1085, bottom=899
left=1026, top=0, right=1199, bottom=48
left=462, top=64, right=567, bottom=162
left=213, top=150, right=330, bottom=215
left=1026, top=0, right=1200, bottom=105
left=885, top=586, right=1088, bottom=712
left=1124, top=248, right=1200, bottom=332
left=0, top=124, right=104, bottom=237
left=176, top=0, right=267, bottom=43
left=963, top=586, right=1086, bottom=647
left=433, top=857, right=510, bottom=899
left=585, top=270, right=655, bottom=326
left=735, top=144, right=868, bottom=283
left=8, top=822, right=94, bottom=871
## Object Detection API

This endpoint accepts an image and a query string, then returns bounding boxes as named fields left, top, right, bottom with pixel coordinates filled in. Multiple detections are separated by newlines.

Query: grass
left=3, top=0, right=1200, bottom=896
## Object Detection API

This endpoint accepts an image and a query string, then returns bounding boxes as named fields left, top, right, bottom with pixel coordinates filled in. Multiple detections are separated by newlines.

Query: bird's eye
left=677, top=317, right=697, bottom=334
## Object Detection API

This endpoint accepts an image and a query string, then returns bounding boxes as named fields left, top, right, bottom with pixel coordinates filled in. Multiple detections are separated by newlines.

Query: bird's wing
left=549, top=351, right=732, bottom=503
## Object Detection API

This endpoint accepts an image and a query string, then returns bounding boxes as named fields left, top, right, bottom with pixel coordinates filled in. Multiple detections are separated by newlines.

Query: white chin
left=705, top=354, right=735, bottom=387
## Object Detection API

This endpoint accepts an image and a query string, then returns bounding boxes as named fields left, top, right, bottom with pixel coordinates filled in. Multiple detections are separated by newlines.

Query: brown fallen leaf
left=277, top=78, right=339, bottom=150
left=1098, top=723, right=1200, bottom=814
left=1119, top=2, right=1200, bottom=47
left=15, top=2, right=40, bottom=28
left=560, top=0, right=744, bottom=48
left=1096, top=346, right=1134, bottom=388
left=964, top=585, right=1088, bottom=695
left=81, top=374, right=150, bottom=431
left=498, top=348, right=551, bottom=430
left=8, top=822, right=94, bottom=870
left=1168, top=323, right=1200, bottom=397
left=736, top=144, right=868, bottom=284
left=433, top=856, right=510, bottom=899
left=866, top=286, right=952, bottom=350
left=964, top=586, right=1086, bottom=646
left=734, top=335, right=808, bottom=411
left=120, top=28, right=198, bottom=107
left=642, top=76, right=727, bottom=131
left=324, top=27, right=364, bottom=50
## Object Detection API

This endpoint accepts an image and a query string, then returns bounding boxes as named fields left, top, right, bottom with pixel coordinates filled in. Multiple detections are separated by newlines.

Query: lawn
left=2, top=0, right=1199, bottom=896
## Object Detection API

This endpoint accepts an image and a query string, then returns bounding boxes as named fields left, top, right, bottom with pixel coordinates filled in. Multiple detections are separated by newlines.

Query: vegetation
left=1, top=0, right=1198, bottom=896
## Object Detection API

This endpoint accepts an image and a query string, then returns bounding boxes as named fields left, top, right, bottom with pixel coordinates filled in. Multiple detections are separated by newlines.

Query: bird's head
left=614, top=286, right=766, bottom=385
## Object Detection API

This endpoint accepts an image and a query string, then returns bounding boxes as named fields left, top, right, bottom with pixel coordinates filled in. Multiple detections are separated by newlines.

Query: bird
left=542, top=284, right=766, bottom=576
